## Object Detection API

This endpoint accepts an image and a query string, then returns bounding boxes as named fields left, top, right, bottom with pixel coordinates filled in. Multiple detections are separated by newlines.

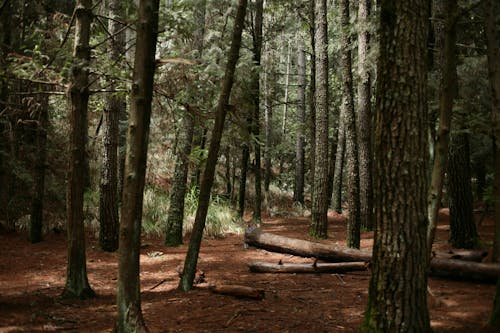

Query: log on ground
left=248, top=261, right=368, bottom=273
left=208, top=284, right=265, bottom=300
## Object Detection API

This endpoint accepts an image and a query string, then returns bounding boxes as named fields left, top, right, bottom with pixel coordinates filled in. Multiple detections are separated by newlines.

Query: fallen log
left=434, top=249, right=488, bottom=262
left=244, top=227, right=372, bottom=262
left=208, top=284, right=265, bottom=300
left=245, top=228, right=500, bottom=282
left=248, top=261, right=368, bottom=274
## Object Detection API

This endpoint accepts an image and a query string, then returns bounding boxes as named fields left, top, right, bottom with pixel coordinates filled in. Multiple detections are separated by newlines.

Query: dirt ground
left=0, top=209, right=497, bottom=332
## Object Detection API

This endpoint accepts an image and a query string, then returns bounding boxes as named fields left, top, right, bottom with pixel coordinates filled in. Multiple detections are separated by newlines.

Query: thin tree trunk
left=116, top=0, right=160, bottom=330
left=282, top=41, right=291, bottom=136
left=361, top=0, right=431, bottom=331
left=448, top=132, right=478, bottom=249
left=308, top=0, right=316, bottom=193
left=179, top=0, right=247, bottom=292
left=427, top=0, right=457, bottom=254
left=29, top=90, right=48, bottom=243
left=99, top=0, right=125, bottom=252
left=62, top=0, right=95, bottom=300
left=264, top=71, right=272, bottom=192
left=310, top=0, right=329, bottom=239
left=294, top=48, right=306, bottom=205
left=357, top=0, right=373, bottom=231
left=332, top=110, right=345, bottom=213
left=238, top=142, right=249, bottom=218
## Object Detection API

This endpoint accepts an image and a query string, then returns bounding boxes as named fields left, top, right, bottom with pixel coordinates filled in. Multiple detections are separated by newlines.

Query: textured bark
left=484, top=0, right=500, bottom=264
left=238, top=143, right=249, bottom=218
left=165, top=111, right=194, bottom=246
left=361, top=0, right=431, bottom=331
left=310, top=0, right=329, bottom=239
left=179, top=0, right=247, bottom=292
left=332, top=111, right=345, bottom=213
left=62, top=0, right=95, bottom=300
left=251, top=0, right=263, bottom=223
left=308, top=0, right=316, bottom=190
left=249, top=261, right=367, bottom=274
left=448, top=133, right=478, bottom=249
left=293, top=48, right=306, bottom=204
left=281, top=42, right=291, bottom=136
left=340, top=0, right=361, bottom=249
left=264, top=71, right=272, bottom=192
left=165, top=2, right=205, bottom=247
left=29, top=92, right=48, bottom=243
left=427, top=0, right=457, bottom=254
left=99, top=0, right=125, bottom=252
left=357, top=0, right=373, bottom=231
left=116, top=0, right=160, bottom=331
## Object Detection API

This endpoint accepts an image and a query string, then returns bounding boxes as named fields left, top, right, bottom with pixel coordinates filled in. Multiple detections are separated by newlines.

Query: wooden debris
left=208, top=284, right=265, bottom=300
left=248, top=261, right=368, bottom=274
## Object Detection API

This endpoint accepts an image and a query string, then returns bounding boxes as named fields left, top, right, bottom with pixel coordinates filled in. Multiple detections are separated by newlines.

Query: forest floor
left=0, top=209, right=497, bottom=332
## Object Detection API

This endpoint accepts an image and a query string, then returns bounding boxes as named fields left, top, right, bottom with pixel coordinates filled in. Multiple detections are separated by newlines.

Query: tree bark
left=294, top=48, right=306, bottom=205
left=332, top=111, right=345, bottom=213
left=448, top=132, right=478, bottom=249
left=238, top=142, right=249, bottom=218
left=62, top=0, right=95, bottom=300
left=264, top=71, right=272, bottom=192
left=248, top=261, right=368, bottom=274
left=308, top=0, right=316, bottom=191
left=339, top=0, right=361, bottom=249
left=361, top=0, right=431, bottom=331
left=427, top=0, right=457, bottom=254
left=357, top=0, right=373, bottom=231
left=116, top=0, right=160, bottom=331
left=179, top=0, right=247, bottom=292
left=310, top=0, right=329, bottom=239
left=99, top=0, right=125, bottom=252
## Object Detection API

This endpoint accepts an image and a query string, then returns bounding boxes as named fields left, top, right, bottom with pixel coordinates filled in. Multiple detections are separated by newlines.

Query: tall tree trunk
left=340, top=0, right=361, bottom=249
left=99, top=0, right=125, bottom=252
left=357, top=0, right=373, bottom=231
left=426, top=0, right=457, bottom=253
left=361, top=0, right=431, bottom=331
left=29, top=90, right=48, bottom=243
left=165, top=1, right=206, bottom=247
left=251, top=0, right=263, bottom=224
left=264, top=71, right=272, bottom=192
left=281, top=41, right=291, bottom=136
left=308, top=0, right=316, bottom=193
left=332, top=110, right=345, bottom=213
left=116, top=0, right=160, bottom=330
left=484, top=0, right=500, bottom=263
left=294, top=48, right=306, bottom=205
left=448, top=132, right=478, bottom=249
left=310, top=0, right=329, bottom=239
left=238, top=142, right=249, bottom=218
left=62, top=0, right=95, bottom=300
left=179, top=0, right=247, bottom=292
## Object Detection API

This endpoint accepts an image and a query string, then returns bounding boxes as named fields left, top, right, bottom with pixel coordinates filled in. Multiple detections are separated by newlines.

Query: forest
left=0, top=0, right=499, bottom=332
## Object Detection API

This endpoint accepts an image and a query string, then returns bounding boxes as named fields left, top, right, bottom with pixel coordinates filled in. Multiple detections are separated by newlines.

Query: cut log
left=434, top=249, right=488, bottom=262
left=244, top=227, right=372, bottom=262
left=245, top=228, right=500, bottom=282
left=208, top=284, right=265, bottom=300
left=248, top=261, right=368, bottom=273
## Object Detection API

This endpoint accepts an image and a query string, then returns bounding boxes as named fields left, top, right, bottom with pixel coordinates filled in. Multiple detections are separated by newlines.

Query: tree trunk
left=116, top=0, right=160, bottom=331
left=294, top=48, right=306, bottom=205
left=361, top=0, right=431, bottom=331
left=238, top=142, right=249, bottom=218
left=340, top=0, right=361, bottom=249
left=179, top=0, right=247, bottom=292
left=281, top=41, right=291, bottom=136
left=62, top=0, right=95, bottom=300
left=248, top=261, right=368, bottom=274
left=332, top=112, right=345, bottom=213
left=427, top=0, right=457, bottom=254
left=251, top=0, right=263, bottom=224
left=264, top=71, right=272, bottom=192
left=29, top=90, right=48, bottom=243
left=357, top=0, right=373, bottom=231
left=483, top=0, right=500, bottom=264
left=310, top=0, right=329, bottom=239
left=165, top=2, right=206, bottom=247
left=448, top=132, right=478, bottom=249
left=308, top=0, right=316, bottom=192
left=99, top=0, right=125, bottom=252
left=165, top=109, right=194, bottom=246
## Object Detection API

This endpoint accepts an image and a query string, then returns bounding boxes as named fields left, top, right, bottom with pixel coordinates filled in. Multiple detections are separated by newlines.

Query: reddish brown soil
left=0, top=209, right=497, bottom=332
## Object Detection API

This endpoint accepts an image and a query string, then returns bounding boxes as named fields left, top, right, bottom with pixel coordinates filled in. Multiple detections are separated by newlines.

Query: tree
left=293, top=48, right=306, bottom=205
left=116, top=0, right=160, bottom=330
left=427, top=0, right=457, bottom=252
left=361, top=0, right=431, bottom=331
left=179, top=0, right=248, bottom=292
left=357, top=0, right=373, bottom=231
left=310, top=0, right=329, bottom=239
left=98, top=0, right=125, bottom=252
left=339, top=0, right=361, bottom=249
left=62, top=0, right=95, bottom=299
left=165, top=1, right=207, bottom=247
left=308, top=0, right=316, bottom=191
